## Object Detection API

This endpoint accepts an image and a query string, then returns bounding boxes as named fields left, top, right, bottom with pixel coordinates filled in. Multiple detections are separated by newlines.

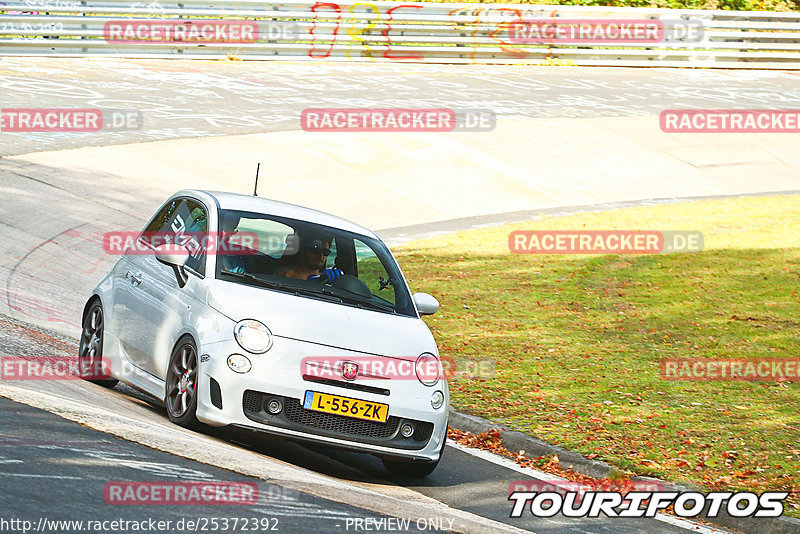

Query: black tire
left=165, top=336, right=201, bottom=429
left=381, top=435, right=445, bottom=478
left=78, top=300, right=118, bottom=388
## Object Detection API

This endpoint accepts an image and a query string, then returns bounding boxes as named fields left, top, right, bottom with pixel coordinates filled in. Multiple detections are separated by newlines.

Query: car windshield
left=213, top=209, right=416, bottom=317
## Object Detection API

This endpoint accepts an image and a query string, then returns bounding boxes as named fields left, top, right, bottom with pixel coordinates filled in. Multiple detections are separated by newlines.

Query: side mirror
left=413, top=292, right=440, bottom=316
left=154, top=244, right=189, bottom=288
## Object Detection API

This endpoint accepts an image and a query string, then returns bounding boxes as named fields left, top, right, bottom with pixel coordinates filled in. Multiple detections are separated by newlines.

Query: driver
left=277, top=233, right=344, bottom=282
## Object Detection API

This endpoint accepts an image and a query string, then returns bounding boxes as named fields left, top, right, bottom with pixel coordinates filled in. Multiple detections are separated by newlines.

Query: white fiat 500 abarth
left=80, top=190, right=448, bottom=476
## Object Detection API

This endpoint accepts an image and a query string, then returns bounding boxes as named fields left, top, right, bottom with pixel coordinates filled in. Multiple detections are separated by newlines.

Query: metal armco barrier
left=1, top=0, right=799, bottom=67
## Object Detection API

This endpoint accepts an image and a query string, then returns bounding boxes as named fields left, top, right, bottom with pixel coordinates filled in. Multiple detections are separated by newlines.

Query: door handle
left=130, top=273, right=143, bottom=286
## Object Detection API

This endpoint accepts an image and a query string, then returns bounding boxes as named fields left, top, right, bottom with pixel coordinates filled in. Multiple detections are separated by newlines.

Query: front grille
left=243, top=390, right=262, bottom=413
left=283, top=397, right=399, bottom=438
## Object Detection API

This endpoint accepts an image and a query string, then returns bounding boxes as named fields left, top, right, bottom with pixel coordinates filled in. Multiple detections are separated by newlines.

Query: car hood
left=206, top=279, right=435, bottom=358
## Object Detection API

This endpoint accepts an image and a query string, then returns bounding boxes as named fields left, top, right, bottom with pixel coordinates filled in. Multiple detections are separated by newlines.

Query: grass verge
left=395, top=194, right=800, bottom=515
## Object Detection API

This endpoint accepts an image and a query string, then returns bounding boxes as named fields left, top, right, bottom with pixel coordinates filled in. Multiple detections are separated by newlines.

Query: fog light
left=267, top=399, right=283, bottom=414
left=227, top=354, right=251, bottom=374
left=431, top=390, right=444, bottom=410
left=400, top=423, right=414, bottom=438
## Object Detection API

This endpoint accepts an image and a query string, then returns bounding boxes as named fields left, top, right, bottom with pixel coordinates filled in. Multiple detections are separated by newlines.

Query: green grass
left=395, top=195, right=800, bottom=514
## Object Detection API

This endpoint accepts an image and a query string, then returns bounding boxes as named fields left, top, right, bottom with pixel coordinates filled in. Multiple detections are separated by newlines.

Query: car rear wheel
left=78, top=300, right=118, bottom=388
left=165, top=337, right=200, bottom=428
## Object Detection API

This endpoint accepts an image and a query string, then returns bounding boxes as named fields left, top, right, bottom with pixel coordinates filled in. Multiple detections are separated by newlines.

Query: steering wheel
left=332, top=274, right=373, bottom=298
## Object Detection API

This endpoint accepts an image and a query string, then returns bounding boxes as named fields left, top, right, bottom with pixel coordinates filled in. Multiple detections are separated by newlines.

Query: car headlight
left=415, top=352, right=441, bottom=387
left=234, top=319, right=273, bottom=354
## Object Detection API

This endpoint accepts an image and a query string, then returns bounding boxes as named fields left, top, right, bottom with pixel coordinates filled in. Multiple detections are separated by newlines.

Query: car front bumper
left=195, top=337, right=449, bottom=462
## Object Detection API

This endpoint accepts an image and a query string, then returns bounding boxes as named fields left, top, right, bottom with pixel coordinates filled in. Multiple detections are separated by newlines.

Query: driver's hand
left=307, top=268, right=344, bottom=283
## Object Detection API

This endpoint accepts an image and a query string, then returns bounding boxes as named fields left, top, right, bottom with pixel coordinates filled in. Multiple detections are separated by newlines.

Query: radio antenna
left=253, top=163, right=261, bottom=196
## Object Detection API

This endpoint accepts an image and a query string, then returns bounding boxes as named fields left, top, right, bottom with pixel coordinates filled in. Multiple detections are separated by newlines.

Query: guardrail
left=1, top=0, right=799, bottom=67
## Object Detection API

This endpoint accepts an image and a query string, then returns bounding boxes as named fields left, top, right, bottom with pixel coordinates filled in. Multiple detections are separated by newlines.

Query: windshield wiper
left=291, top=286, right=344, bottom=304
left=220, top=270, right=344, bottom=303
left=332, top=293, right=396, bottom=314
left=220, top=270, right=290, bottom=291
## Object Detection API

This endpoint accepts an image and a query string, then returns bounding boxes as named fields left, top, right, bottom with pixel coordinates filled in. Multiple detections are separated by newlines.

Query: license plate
left=303, top=391, right=388, bottom=423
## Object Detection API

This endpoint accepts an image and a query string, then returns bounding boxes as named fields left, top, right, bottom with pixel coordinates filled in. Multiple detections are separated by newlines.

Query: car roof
left=176, top=189, right=379, bottom=239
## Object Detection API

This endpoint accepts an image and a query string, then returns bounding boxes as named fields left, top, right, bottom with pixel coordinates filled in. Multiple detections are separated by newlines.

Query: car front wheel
left=165, top=336, right=200, bottom=429
left=381, top=436, right=445, bottom=478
